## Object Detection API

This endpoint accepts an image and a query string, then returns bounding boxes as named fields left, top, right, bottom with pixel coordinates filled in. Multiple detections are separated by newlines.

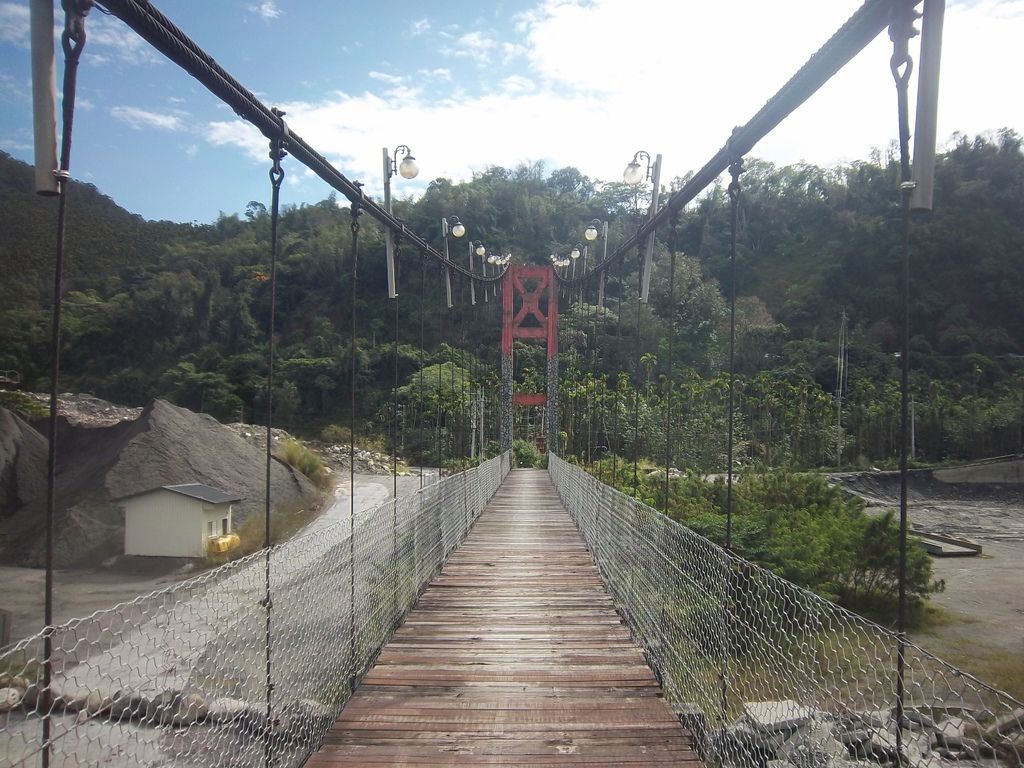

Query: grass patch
left=941, top=646, right=1024, bottom=701
left=909, top=608, right=1024, bottom=701
left=203, top=498, right=317, bottom=567
left=277, top=437, right=332, bottom=490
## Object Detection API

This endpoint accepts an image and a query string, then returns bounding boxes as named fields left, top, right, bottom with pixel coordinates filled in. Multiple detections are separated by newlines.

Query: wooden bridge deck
left=306, top=468, right=702, bottom=766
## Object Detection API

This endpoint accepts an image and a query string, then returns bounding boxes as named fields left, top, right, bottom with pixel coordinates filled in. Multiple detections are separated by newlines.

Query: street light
left=623, top=150, right=651, bottom=185
left=441, top=215, right=465, bottom=309
left=584, top=218, right=608, bottom=243
left=382, top=144, right=420, bottom=298
left=442, top=216, right=465, bottom=241
left=624, top=149, right=663, bottom=303
left=386, top=144, right=419, bottom=181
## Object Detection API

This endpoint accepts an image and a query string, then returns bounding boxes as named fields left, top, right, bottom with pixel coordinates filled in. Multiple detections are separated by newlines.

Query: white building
left=120, top=484, right=243, bottom=558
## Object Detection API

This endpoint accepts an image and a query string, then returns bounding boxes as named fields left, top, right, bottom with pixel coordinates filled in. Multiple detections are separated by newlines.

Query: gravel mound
left=0, top=407, right=47, bottom=521
left=0, top=399, right=317, bottom=567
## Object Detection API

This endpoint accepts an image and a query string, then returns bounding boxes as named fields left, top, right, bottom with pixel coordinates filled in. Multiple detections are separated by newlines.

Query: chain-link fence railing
left=0, top=451, right=511, bottom=767
left=548, top=454, right=1024, bottom=768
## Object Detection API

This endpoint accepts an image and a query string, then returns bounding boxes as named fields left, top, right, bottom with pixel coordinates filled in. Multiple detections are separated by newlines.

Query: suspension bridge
left=3, top=0, right=1023, bottom=766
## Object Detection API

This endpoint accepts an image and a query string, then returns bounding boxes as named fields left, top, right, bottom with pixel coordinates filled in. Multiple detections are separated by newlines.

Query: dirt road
left=0, top=471, right=437, bottom=644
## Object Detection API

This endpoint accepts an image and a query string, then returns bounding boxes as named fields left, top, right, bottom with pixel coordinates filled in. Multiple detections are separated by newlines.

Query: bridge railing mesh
left=548, top=454, right=1023, bottom=768
left=0, top=451, right=511, bottom=767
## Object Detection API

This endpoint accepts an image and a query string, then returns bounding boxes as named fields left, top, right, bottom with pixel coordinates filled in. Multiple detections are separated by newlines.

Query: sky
left=0, top=0, right=1021, bottom=224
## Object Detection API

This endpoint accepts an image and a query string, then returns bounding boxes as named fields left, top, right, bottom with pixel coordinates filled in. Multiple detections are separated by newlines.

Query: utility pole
left=835, top=310, right=848, bottom=467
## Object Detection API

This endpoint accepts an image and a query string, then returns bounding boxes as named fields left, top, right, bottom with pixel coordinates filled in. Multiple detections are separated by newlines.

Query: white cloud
left=501, top=41, right=527, bottom=63
left=0, top=72, right=28, bottom=101
left=501, top=75, right=534, bottom=94
left=249, top=2, right=282, bottom=20
left=451, top=31, right=497, bottom=64
left=205, top=0, right=1023, bottom=213
left=419, top=68, right=452, bottom=81
left=207, top=118, right=265, bottom=157
left=1, top=137, right=31, bottom=151
left=0, top=3, right=29, bottom=46
left=410, top=18, right=431, bottom=37
left=369, top=71, right=405, bottom=86
left=87, top=15, right=163, bottom=65
left=111, top=106, right=185, bottom=131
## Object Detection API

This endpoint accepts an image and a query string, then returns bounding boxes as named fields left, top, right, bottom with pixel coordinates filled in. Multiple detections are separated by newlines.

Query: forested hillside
left=1, top=130, right=1021, bottom=468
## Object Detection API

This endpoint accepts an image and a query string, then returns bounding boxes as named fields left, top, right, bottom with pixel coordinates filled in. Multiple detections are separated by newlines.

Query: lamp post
left=624, top=149, right=662, bottom=495
left=623, top=150, right=662, bottom=303
left=382, top=144, right=419, bottom=298
left=585, top=219, right=609, bottom=306
left=441, top=215, right=465, bottom=309
left=569, top=243, right=582, bottom=281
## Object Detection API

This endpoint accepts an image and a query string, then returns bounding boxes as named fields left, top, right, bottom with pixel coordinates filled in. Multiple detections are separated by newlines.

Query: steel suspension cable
left=889, top=4, right=917, bottom=759
left=391, top=242, right=401, bottom=499
left=262, top=114, right=285, bottom=768
left=419, top=259, right=427, bottom=489
left=42, top=5, right=90, bottom=765
left=550, top=0, right=921, bottom=292
left=664, top=214, right=679, bottom=515
left=611, top=256, right=625, bottom=486
left=390, top=242, right=401, bottom=630
left=347, top=203, right=360, bottom=690
left=94, top=0, right=505, bottom=285
left=632, top=231, right=643, bottom=495
left=436, top=294, right=443, bottom=477
left=725, top=159, right=744, bottom=552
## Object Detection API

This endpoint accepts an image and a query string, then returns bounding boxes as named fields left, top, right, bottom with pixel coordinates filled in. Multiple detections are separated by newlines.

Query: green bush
left=593, top=464, right=943, bottom=623
left=0, top=390, right=47, bottom=419
left=319, top=423, right=351, bottom=444
left=512, top=438, right=541, bottom=468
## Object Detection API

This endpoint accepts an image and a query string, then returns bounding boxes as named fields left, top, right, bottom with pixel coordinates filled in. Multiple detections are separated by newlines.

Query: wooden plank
left=306, top=469, right=704, bottom=767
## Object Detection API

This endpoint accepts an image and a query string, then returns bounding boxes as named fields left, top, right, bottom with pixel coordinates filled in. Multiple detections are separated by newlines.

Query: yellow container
left=207, top=533, right=240, bottom=554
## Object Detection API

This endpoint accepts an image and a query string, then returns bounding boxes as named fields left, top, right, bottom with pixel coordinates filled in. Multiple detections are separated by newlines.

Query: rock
left=711, top=720, right=781, bottom=765
left=81, top=689, right=112, bottom=716
left=901, top=730, right=937, bottom=768
left=108, top=690, right=147, bottom=722
left=145, top=689, right=180, bottom=725
left=929, top=716, right=978, bottom=758
left=839, top=729, right=872, bottom=758
left=276, top=698, right=333, bottom=737
left=744, top=700, right=816, bottom=734
left=900, top=708, right=934, bottom=731
left=208, top=696, right=267, bottom=734
left=853, top=710, right=893, bottom=730
left=860, top=728, right=900, bottom=763
left=779, top=718, right=849, bottom=768
left=0, top=674, right=29, bottom=692
left=995, top=731, right=1024, bottom=762
left=169, top=692, right=210, bottom=727
left=673, top=703, right=709, bottom=756
left=0, top=686, right=23, bottom=712
left=985, top=706, right=1024, bottom=738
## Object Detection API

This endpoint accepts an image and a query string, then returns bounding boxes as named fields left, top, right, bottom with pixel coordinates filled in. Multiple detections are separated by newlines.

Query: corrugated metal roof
left=162, top=484, right=243, bottom=504
left=116, top=484, right=242, bottom=504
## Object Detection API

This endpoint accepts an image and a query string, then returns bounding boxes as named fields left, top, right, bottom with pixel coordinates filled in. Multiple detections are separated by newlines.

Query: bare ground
left=833, top=467, right=1024, bottom=698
